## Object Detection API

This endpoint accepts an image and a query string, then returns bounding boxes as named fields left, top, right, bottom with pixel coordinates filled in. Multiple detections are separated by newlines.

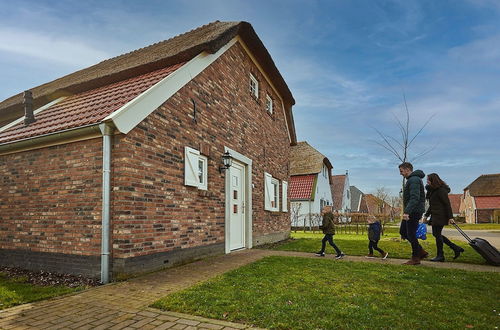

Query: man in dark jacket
left=399, top=162, right=428, bottom=265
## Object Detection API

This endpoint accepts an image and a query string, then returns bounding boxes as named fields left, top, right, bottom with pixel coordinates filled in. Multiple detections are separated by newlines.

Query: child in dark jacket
left=366, top=215, right=388, bottom=259
left=315, top=208, right=345, bottom=259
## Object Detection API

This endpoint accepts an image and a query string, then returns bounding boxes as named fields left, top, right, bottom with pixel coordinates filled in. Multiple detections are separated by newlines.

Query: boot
left=403, top=256, right=421, bottom=265
left=380, top=251, right=389, bottom=259
left=419, top=249, right=429, bottom=260
left=453, top=247, right=465, bottom=260
left=430, top=255, right=445, bottom=262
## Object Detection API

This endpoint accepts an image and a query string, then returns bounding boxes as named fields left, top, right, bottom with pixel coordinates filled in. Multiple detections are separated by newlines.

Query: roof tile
left=0, top=63, right=184, bottom=144
left=474, top=196, right=500, bottom=209
left=290, top=174, right=316, bottom=200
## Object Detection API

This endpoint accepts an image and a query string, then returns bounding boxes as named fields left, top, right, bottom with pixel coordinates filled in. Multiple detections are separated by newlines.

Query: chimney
left=23, top=90, right=35, bottom=126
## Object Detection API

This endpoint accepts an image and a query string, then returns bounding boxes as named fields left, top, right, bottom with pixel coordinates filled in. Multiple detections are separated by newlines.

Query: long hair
left=427, top=173, right=447, bottom=189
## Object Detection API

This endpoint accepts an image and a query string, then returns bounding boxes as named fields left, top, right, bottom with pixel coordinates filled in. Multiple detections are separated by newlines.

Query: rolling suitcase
left=452, top=223, right=500, bottom=266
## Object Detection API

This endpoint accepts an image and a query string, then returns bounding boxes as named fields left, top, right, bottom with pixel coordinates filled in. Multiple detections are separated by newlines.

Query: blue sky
left=1, top=0, right=499, bottom=196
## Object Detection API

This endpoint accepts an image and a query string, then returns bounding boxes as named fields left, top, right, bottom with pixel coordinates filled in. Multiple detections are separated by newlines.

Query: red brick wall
left=0, top=41, right=291, bottom=272
left=476, top=209, right=494, bottom=223
left=0, top=139, right=102, bottom=255
left=111, top=42, right=291, bottom=258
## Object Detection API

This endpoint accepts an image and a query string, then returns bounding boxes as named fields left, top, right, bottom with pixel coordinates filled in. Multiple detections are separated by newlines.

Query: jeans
left=368, top=240, right=384, bottom=254
left=320, top=234, right=341, bottom=255
left=432, top=225, right=458, bottom=256
left=404, top=213, right=423, bottom=257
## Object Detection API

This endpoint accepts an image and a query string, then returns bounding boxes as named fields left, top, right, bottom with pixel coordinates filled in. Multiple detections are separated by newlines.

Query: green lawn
left=279, top=231, right=488, bottom=265
left=152, top=256, right=500, bottom=329
left=0, top=273, right=82, bottom=310
left=454, top=223, right=500, bottom=230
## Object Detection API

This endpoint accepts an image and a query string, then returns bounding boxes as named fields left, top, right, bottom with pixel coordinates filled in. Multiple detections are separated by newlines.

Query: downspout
left=100, top=123, right=113, bottom=284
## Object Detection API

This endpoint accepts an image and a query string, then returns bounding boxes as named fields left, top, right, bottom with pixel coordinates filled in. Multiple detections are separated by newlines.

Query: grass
left=0, top=273, right=82, bottom=310
left=152, top=256, right=500, bottom=329
left=277, top=230, right=489, bottom=265
left=453, top=223, right=500, bottom=230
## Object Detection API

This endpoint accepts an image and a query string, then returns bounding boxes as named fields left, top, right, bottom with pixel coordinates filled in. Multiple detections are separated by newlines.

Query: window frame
left=250, top=73, right=259, bottom=99
left=184, top=146, right=208, bottom=190
left=266, top=94, right=273, bottom=114
left=198, top=155, right=208, bottom=190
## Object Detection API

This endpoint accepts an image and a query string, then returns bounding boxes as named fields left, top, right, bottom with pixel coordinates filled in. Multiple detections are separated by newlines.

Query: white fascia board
left=0, top=97, right=66, bottom=134
left=105, top=38, right=238, bottom=134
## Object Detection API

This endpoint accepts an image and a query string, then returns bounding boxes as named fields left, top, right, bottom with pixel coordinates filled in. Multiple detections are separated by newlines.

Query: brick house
left=462, top=174, right=500, bottom=223
left=0, top=21, right=296, bottom=282
left=448, top=194, right=463, bottom=217
left=289, top=142, right=333, bottom=228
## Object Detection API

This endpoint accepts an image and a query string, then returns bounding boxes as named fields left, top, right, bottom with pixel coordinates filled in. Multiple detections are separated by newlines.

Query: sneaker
left=365, top=254, right=375, bottom=258
left=382, top=252, right=389, bottom=260
left=315, top=251, right=325, bottom=257
left=335, top=253, right=345, bottom=259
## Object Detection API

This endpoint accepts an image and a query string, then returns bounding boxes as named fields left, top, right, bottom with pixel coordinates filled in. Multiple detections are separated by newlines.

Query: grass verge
left=0, top=273, right=82, bottom=310
left=276, top=231, right=488, bottom=265
left=152, top=256, right=500, bottom=329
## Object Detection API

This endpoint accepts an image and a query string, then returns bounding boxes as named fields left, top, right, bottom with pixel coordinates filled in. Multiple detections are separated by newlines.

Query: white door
left=229, top=160, right=245, bottom=250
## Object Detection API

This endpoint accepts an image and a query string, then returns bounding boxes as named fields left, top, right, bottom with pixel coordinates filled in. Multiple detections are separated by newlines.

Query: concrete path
left=441, top=227, right=500, bottom=248
left=0, top=249, right=498, bottom=330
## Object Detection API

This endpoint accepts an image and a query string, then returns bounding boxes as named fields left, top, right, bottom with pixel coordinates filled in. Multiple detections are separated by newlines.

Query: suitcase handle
left=452, top=222, right=472, bottom=243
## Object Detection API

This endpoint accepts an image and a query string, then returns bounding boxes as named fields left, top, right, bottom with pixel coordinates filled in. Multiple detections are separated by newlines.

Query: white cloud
left=0, top=28, right=110, bottom=67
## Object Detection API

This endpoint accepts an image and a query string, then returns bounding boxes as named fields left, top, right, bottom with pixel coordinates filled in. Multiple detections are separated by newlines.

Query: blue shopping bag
left=416, top=223, right=427, bottom=240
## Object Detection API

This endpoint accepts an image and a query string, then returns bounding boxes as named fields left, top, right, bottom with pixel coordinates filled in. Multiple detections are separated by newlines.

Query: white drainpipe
left=99, top=123, right=113, bottom=284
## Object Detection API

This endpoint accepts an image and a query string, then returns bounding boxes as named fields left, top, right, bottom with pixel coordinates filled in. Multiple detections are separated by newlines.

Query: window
left=272, top=180, right=279, bottom=208
left=184, top=146, right=207, bottom=190
left=250, top=74, right=259, bottom=99
left=264, top=172, right=279, bottom=211
left=282, top=181, right=288, bottom=212
left=266, top=94, right=273, bottom=114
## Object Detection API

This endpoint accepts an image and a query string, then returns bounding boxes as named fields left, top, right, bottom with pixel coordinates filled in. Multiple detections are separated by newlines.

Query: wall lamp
left=219, top=151, right=233, bottom=173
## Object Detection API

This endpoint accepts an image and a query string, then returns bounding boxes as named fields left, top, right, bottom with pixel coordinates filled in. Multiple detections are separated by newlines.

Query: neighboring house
left=448, top=194, right=463, bottom=217
left=463, top=174, right=500, bottom=223
left=361, top=194, right=394, bottom=216
left=289, top=142, right=333, bottom=228
left=350, top=186, right=364, bottom=212
left=331, top=173, right=351, bottom=214
left=0, top=21, right=297, bottom=281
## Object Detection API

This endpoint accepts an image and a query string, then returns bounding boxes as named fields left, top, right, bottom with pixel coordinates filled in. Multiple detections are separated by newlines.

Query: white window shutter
left=184, top=147, right=200, bottom=187
left=264, top=172, right=273, bottom=211
left=282, top=181, right=288, bottom=212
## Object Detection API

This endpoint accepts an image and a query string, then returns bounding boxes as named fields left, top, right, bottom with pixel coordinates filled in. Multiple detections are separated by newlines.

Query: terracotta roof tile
left=331, top=175, right=346, bottom=210
left=448, top=194, right=462, bottom=214
left=290, top=174, right=316, bottom=200
left=474, top=196, right=500, bottom=209
left=0, top=63, right=184, bottom=144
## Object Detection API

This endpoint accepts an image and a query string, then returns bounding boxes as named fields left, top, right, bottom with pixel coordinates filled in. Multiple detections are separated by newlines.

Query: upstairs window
left=266, top=94, right=273, bottom=114
left=250, top=74, right=259, bottom=99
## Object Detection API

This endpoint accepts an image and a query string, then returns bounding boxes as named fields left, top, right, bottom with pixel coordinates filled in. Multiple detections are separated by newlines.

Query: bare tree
left=372, top=94, right=436, bottom=215
left=373, top=187, right=390, bottom=214
left=388, top=195, right=402, bottom=222
left=290, top=202, right=302, bottom=232
left=310, top=213, right=323, bottom=233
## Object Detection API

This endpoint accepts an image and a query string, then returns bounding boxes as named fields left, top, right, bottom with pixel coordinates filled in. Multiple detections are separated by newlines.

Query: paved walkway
left=442, top=227, right=500, bottom=248
left=1, top=249, right=498, bottom=330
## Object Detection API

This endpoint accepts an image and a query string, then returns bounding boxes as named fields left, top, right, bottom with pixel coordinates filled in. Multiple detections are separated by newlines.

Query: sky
left=0, top=0, right=499, bottom=196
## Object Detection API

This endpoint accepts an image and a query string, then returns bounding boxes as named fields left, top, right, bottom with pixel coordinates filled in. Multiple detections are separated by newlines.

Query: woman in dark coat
left=424, top=173, right=464, bottom=262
